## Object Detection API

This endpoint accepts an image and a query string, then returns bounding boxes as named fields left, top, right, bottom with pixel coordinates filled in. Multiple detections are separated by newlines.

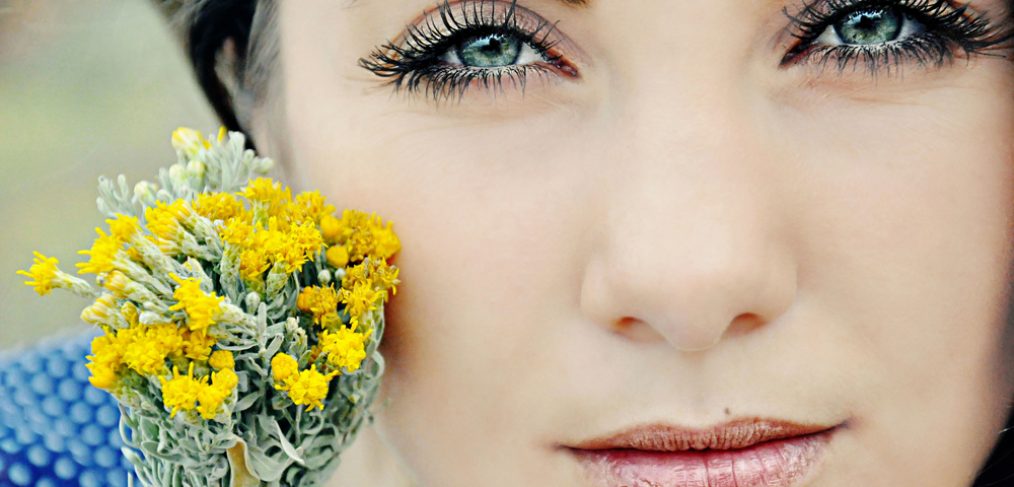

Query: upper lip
left=565, top=417, right=839, bottom=452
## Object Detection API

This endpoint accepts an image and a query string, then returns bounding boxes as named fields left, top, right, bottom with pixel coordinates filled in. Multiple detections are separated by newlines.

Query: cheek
left=782, top=85, right=1014, bottom=480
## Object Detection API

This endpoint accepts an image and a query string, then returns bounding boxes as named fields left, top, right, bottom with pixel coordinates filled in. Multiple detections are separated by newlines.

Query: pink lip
left=562, top=418, right=841, bottom=487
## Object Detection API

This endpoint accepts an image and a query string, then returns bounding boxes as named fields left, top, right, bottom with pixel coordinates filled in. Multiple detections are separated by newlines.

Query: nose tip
left=578, top=229, right=796, bottom=353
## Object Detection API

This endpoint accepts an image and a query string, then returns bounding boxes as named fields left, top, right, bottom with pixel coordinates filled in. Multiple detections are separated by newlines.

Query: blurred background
left=1, top=1, right=217, bottom=348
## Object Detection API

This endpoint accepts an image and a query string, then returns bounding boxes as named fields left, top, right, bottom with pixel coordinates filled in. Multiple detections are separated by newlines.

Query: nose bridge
left=580, top=100, right=796, bottom=352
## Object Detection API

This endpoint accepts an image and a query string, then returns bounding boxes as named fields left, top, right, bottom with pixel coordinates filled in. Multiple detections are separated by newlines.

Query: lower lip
left=567, top=428, right=836, bottom=487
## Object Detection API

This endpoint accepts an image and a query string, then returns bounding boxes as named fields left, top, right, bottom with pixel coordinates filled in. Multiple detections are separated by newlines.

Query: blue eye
left=450, top=33, right=523, bottom=67
left=831, top=7, right=906, bottom=45
left=359, top=0, right=575, bottom=104
left=781, top=0, right=1012, bottom=76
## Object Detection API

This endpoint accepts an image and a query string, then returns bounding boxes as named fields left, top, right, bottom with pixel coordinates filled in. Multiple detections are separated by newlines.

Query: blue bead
left=20, top=353, right=42, bottom=373
left=27, top=444, right=52, bottom=467
left=25, top=408, right=48, bottom=427
left=94, top=446, right=118, bottom=468
left=14, top=425, right=36, bottom=445
left=96, top=404, right=119, bottom=427
left=108, top=468, right=130, bottom=487
left=58, top=377, right=82, bottom=402
left=40, top=395, right=64, bottom=417
left=84, top=386, right=106, bottom=406
left=70, top=401, right=94, bottom=424
left=82, top=424, right=104, bottom=446
left=80, top=469, right=103, bottom=487
left=7, top=462, right=32, bottom=486
left=29, top=373, right=54, bottom=398
left=42, top=429, right=66, bottom=453
left=108, top=426, right=124, bottom=447
left=0, top=437, right=22, bottom=454
left=13, top=388, right=36, bottom=408
left=34, top=478, right=58, bottom=487
left=45, top=355, right=70, bottom=378
left=2, top=366, right=25, bottom=388
left=72, top=361, right=91, bottom=382
left=53, top=456, right=78, bottom=480
left=53, top=418, right=74, bottom=437
left=68, top=440, right=93, bottom=465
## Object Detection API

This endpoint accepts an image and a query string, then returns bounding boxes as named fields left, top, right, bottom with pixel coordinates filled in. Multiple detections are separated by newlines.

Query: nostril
left=609, top=316, right=665, bottom=342
left=724, top=312, right=765, bottom=338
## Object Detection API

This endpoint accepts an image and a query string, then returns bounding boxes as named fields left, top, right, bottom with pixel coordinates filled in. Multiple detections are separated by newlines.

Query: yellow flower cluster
left=18, top=126, right=404, bottom=424
left=319, top=209, right=401, bottom=264
left=218, top=178, right=332, bottom=286
left=296, top=285, right=342, bottom=328
left=168, top=273, right=224, bottom=333
left=319, top=327, right=371, bottom=373
left=270, top=353, right=338, bottom=411
left=159, top=358, right=239, bottom=420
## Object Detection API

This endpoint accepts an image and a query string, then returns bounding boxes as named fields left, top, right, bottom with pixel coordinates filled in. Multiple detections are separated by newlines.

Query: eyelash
left=357, top=0, right=570, bottom=104
left=359, top=0, right=1014, bottom=102
left=781, top=0, right=1013, bottom=75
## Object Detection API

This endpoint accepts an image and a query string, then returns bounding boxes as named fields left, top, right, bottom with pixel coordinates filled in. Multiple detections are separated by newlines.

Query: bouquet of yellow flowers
left=16, top=127, right=400, bottom=486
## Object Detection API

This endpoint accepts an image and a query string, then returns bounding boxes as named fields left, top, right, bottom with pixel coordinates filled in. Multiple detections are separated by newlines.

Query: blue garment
left=0, top=329, right=136, bottom=487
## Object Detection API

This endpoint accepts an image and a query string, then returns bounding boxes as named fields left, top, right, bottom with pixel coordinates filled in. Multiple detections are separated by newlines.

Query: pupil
left=834, top=7, right=903, bottom=45
left=456, top=33, right=522, bottom=68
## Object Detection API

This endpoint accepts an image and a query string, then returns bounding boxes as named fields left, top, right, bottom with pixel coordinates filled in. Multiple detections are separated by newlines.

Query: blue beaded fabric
left=0, top=328, right=136, bottom=487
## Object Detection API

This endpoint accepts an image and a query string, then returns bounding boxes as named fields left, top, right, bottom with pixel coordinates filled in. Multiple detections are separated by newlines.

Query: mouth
left=561, top=417, right=843, bottom=487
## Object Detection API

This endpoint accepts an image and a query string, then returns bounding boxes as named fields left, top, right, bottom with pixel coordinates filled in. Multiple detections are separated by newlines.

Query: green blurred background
left=1, top=1, right=217, bottom=348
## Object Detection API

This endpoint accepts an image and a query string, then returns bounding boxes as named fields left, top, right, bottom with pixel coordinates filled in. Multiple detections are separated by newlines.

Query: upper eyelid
left=388, top=0, right=592, bottom=67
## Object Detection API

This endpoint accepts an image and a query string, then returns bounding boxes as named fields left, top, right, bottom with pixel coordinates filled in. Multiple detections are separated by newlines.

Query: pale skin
left=241, top=0, right=1014, bottom=485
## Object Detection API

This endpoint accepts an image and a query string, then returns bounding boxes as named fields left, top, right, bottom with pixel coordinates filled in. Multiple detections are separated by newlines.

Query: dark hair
left=153, top=2, right=1014, bottom=485
left=153, top=0, right=278, bottom=153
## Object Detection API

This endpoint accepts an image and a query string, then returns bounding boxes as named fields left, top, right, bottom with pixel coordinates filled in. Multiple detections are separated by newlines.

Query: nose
left=578, top=102, right=797, bottom=353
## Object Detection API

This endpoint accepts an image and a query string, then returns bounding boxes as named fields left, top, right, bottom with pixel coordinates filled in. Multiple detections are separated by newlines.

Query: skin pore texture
left=243, top=0, right=1014, bottom=485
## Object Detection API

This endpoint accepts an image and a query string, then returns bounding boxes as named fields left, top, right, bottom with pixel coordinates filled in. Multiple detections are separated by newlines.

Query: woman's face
left=260, top=0, right=1014, bottom=485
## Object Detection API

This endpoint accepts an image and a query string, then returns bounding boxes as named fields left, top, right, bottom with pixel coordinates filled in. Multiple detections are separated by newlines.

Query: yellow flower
left=144, top=200, right=189, bottom=246
left=159, top=362, right=205, bottom=418
left=275, top=364, right=338, bottom=412
left=181, top=329, right=216, bottom=362
left=319, top=214, right=342, bottom=244
left=212, top=367, right=239, bottom=391
left=193, top=192, right=245, bottom=222
left=120, top=301, right=139, bottom=326
left=208, top=350, right=235, bottom=370
left=106, top=213, right=141, bottom=241
left=80, top=293, right=118, bottom=327
left=339, top=281, right=384, bottom=322
left=17, top=251, right=61, bottom=296
left=76, top=227, right=122, bottom=275
left=196, top=368, right=237, bottom=420
left=238, top=247, right=271, bottom=284
left=325, top=245, right=349, bottom=269
left=241, top=177, right=291, bottom=208
left=319, top=327, right=371, bottom=373
left=296, top=285, right=341, bottom=326
left=285, top=220, right=324, bottom=272
left=168, top=273, right=224, bottom=333
left=333, top=209, right=401, bottom=262
left=122, top=323, right=184, bottom=376
left=171, top=127, right=212, bottom=158
left=342, top=258, right=400, bottom=301
left=292, top=191, right=335, bottom=224
left=220, top=217, right=254, bottom=247
left=271, top=353, right=299, bottom=384
left=85, top=332, right=124, bottom=390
